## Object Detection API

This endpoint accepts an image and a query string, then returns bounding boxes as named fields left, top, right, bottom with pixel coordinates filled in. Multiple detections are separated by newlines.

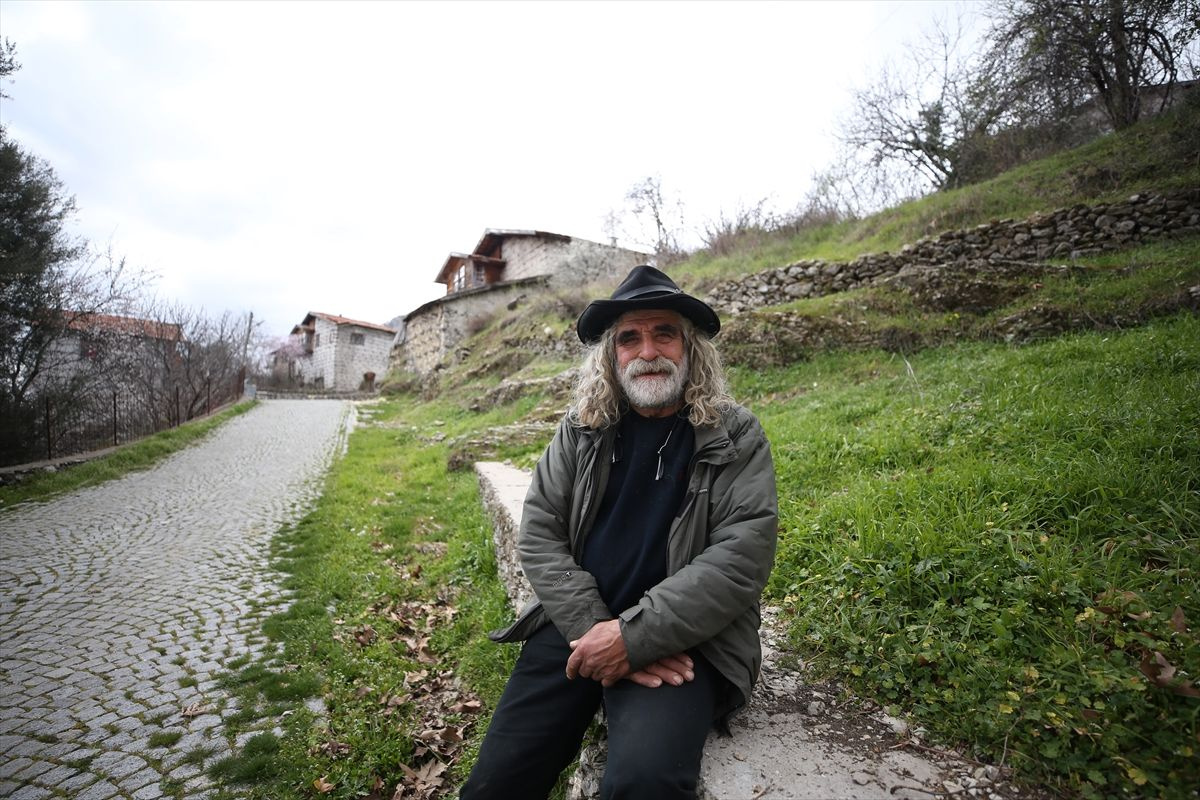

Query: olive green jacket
left=490, top=403, right=778, bottom=719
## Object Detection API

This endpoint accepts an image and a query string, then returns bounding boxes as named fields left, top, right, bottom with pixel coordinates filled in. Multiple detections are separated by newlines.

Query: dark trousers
left=460, top=624, right=722, bottom=800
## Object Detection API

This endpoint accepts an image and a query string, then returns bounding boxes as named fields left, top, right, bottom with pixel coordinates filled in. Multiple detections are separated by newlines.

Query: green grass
left=210, top=108, right=1199, bottom=799
left=207, top=399, right=516, bottom=798
left=0, top=400, right=257, bottom=508
left=712, top=235, right=1200, bottom=369
left=750, top=315, right=1199, bottom=798
left=209, top=733, right=282, bottom=783
left=181, top=745, right=219, bottom=767
left=149, top=730, right=184, bottom=748
left=670, top=98, right=1200, bottom=290
left=219, top=312, right=1199, bottom=799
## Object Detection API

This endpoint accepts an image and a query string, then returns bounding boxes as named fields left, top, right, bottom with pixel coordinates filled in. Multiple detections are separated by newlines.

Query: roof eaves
left=472, top=228, right=572, bottom=257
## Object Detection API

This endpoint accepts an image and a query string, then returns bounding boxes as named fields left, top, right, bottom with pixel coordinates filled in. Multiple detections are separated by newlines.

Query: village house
left=393, top=229, right=650, bottom=376
left=282, top=312, right=396, bottom=392
left=42, top=311, right=184, bottom=391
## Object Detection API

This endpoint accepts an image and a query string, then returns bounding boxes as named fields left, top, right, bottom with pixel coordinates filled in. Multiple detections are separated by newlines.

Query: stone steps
left=473, top=461, right=1024, bottom=800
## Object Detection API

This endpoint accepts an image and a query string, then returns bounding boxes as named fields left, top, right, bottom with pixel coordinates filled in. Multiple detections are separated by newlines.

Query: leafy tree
left=990, top=0, right=1200, bottom=130
left=1, top=60, right=147, bottom=461
left=0, top=135, right=91, bottom=409
left=0, top=38, right=19, bottom=103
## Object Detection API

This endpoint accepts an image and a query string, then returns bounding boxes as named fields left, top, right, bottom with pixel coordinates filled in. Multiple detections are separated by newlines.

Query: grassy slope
left=748, top=317, right=1199, bottom=797
left=212, top=108, right=1199, bottom=800
left=670, top=97, right=1200, bottom=290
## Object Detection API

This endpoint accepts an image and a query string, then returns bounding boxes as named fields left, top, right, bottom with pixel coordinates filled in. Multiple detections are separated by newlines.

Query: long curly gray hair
left=567, top=313, right=733, bottom=430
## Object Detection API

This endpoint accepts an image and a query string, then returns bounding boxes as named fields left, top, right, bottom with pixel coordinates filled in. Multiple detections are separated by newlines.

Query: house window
left=314, top=334, right=321, bottom=347
left=350, top=333, right=365, bottom=346
left=452, top=263, right=486, bottom=292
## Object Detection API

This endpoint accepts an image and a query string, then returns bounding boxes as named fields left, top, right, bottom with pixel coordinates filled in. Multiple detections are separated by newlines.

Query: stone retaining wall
left=391, top=277, right=549, bottom=377
left=705, top=190, right=1200, bottom=313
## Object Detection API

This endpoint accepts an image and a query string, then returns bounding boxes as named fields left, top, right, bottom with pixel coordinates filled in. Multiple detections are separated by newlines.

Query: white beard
left=619, top=354, right=688, bottom=410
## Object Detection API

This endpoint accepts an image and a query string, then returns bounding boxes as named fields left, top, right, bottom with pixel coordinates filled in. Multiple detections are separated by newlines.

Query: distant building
left=42, top=311, right=184, bottom=390
left=395, top=229, right=650, bottom=376
left=1070, top=78, right=1199, bottom=137
left=284, top=311, right=396, bottom=392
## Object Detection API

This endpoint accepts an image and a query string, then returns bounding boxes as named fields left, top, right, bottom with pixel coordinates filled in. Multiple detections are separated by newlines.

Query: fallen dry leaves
left=319, top=590, right=483, bottom=798
left=180, top=701, right=215, bottom=719
left=1139, top=650, right=1200, bottom=698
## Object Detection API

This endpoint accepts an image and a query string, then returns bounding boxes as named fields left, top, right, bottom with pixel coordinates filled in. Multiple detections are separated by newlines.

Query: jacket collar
left=587, top=408, right=738, bottom=467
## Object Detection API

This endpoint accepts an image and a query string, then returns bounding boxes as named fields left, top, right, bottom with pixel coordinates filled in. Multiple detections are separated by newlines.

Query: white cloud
left=1, top=0, right=974, bottom=336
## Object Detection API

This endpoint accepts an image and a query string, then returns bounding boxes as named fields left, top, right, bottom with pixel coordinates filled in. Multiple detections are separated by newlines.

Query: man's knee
left=601, top=723, right=705, bottom=800
left=601, top=747, right=699, bottom=800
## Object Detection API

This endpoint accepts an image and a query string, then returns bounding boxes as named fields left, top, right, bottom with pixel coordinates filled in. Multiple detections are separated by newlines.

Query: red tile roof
left=302, top=312, right=396, bottom=334
left=63, top=312, right=183, bottom=341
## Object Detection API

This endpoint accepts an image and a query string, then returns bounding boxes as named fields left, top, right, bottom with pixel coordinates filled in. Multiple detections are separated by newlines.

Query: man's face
left=613, top=309, right=688, bottom=417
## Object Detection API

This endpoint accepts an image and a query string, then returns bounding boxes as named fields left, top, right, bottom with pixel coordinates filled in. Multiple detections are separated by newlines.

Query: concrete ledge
left=473, top=461, right=1017, bottom=799
left=473, top=461, right=536, bottom=611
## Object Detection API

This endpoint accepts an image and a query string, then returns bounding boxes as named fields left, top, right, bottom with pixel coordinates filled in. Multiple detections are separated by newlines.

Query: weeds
left=148, top=731, right=183, bottom=748
left=209, top=733, right=281, bottom=783
left=761, top=316, right=1200, bottom=797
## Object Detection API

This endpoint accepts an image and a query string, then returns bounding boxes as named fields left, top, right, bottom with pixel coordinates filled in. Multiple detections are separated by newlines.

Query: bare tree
left=117, top=298, right=258, bottom=425
left=697, top=199, right=780, bottom=257
left=838, top=13, right=1034, bottom=192
left=606, top=176, right=688, bottom=264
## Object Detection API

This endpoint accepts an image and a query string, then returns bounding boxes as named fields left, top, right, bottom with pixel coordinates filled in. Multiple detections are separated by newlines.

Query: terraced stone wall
left=705, top=190, right=1200, bottom=313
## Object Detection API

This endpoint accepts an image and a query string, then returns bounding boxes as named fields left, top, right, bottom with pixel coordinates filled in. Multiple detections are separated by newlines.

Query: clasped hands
left=565, top=619, right=694, bottom=689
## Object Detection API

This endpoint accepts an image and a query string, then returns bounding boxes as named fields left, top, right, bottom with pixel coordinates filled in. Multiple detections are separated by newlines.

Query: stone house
left=286, top=312, right=396, bottom=392
left=42, top=312, right=184, bottom=391
left=393, top=229, right=650, bottom=376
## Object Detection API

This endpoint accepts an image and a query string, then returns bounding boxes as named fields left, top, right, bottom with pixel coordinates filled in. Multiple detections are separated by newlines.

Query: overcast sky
left=1, top=0, right=973, bottom=339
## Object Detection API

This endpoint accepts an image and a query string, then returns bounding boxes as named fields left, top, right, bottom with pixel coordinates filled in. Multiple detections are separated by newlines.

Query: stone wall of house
left=306, top=317, right=338, bottom=389
left=502, top=236, right=649, bottom=287
left=331, top=325, right=393, bottom=392
left=391, top=237, right=648, bottom=378
left=391, top=277, right=550, bottom=377
left=705, top=190, right=1200, bottom=313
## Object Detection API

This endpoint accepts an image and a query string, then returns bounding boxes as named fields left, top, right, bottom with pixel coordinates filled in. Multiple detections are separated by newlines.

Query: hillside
left=205, top=105, right=1199, bottom=800
left=670, top=94, right=1200, bottom=292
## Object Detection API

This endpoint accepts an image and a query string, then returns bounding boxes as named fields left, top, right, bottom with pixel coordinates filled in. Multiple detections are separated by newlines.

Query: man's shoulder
left=716, top=402, right=766, bottom=441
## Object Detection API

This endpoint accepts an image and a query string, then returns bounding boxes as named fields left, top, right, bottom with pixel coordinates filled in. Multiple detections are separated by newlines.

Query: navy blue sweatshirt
left=581, top=410, right=695, bottom=615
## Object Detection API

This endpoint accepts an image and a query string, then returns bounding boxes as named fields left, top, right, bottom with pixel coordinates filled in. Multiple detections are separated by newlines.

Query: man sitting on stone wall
left=460, top=265, right=779, bottom=800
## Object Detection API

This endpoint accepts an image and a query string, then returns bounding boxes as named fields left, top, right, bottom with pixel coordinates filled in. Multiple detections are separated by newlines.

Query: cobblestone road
left=0, top=400, right=351, bottom=800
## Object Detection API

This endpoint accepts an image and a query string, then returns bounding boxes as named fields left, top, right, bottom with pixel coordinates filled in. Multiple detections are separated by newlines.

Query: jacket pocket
left=488, top=599, right=549, bottom=643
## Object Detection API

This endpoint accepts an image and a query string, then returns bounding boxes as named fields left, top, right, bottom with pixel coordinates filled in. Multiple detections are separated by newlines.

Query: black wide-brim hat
left=576, top=265, right=721, bottom=344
